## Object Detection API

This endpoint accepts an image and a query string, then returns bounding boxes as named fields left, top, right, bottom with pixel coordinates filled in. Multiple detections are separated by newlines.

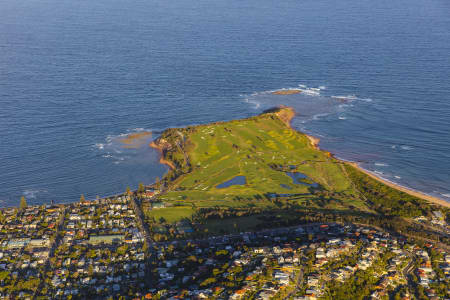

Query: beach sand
left=281, top=106, right=450, bottom=208
left=347, top=162, right=450, bottom=208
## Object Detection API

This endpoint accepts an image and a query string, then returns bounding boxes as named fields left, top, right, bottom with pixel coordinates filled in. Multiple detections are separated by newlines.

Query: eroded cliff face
left=150, top=137, right=176, bottom=170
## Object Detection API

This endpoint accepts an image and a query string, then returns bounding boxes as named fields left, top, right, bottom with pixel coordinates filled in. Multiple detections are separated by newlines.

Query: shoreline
left=152, top=106, right=449, bottom=209
left=277, top=106, right=450, bottom=208
left=347, top=162, right=450, bottom=208
left=149, top=140, right=176, bottom=170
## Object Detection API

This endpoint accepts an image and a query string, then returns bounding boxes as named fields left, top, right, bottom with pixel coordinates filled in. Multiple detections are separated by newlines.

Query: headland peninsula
left=2, top=106, right=449, bottom=299
left=145, top=106, right=449, bottom=243
left=150, top=106, right=449, bottom=209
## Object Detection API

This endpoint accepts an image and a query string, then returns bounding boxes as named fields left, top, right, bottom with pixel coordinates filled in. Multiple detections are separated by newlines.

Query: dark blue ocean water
left=1, top=0, right=449, bottom=206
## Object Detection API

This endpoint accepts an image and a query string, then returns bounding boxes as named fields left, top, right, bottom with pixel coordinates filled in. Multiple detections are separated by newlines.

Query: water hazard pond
left=216, top=176, right=246, bottom=189
left=285, top=172, right=319, bottom=188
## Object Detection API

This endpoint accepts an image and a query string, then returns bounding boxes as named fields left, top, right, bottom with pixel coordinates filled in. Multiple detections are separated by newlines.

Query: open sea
left=1, top=0, right=449, bottom=207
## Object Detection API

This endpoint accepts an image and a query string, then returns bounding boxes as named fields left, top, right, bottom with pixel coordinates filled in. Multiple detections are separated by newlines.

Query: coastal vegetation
left=344, top=164, right=435, bottom=218
left=19, top=196, right=27, bottom=210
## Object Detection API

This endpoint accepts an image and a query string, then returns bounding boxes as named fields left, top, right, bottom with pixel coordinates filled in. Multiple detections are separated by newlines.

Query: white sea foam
left=318, top=86, right=326, bottom=90
left=244, top=98, right=261, bottom=109
left=394, top=175, right=402, bottom=179
left=375, top=163, right=389, bottom=167
left=95, top=128, right=155, bottom=152
left=332, top=95, right=358, bottom=101
left=374, top=170, right=384, bottom=175
left=400, top=145, right=413, bottom=150
left=130, top=127, right=145, bottom=132
left=338, top=103, right=354, bottom=109
left=23, top=189, right=47, bottom=199
left=313, top=113, right=331, bottom=120
left=300, top=88, right=321, bottom=96
left=338, top=116, right=347, bottom=120
left=332, top=95, right=372, bottom=102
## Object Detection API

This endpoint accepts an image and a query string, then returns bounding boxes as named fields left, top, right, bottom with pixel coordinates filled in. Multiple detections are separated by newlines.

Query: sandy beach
left=281, top=106, right=450, bottom=209
left=347, top=162, right=450, bottom=208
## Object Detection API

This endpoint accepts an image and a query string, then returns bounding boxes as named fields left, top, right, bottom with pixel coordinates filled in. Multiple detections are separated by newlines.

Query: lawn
left=146, top=206, right=194, bottom=223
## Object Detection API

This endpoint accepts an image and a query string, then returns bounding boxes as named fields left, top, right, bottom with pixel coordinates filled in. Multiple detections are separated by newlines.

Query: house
left=151, top=202, right=166, bottom=209
left=7, top=238, right=31, bottom=249
left=29, top=238, right=50, bottom=248
left=88, top=234, right=125, bottom=245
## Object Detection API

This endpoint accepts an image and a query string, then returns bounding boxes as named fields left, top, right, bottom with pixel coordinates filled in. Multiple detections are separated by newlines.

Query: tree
left=20, top=196, right=27, bottom=210
left=80, top=194, right=85, bottom=203
left=126, top=186, right=131, bottom=195
left=138, top=182, right=145, bottom=193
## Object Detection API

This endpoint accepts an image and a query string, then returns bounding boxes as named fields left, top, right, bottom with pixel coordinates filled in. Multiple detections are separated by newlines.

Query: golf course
left=145, top=107, right=446, bottom=227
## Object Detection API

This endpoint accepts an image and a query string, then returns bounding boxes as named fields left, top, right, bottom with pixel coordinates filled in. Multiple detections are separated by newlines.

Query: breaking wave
left=242, top=84, right=358, bottom=123
left=23, top=189, right=48, bottom=199
left=92, top=128, right=158, bottom=165
left=332, top=95, right=372, bottom=102
left=400, top=145, right=414, bottom=151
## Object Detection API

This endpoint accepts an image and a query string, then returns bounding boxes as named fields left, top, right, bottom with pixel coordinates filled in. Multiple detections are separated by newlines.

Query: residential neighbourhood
left=0, top=197, right=448, bottom=299
left=37, top=196, right=148, bottom=298
left=0, top=205, right=62, bottom=299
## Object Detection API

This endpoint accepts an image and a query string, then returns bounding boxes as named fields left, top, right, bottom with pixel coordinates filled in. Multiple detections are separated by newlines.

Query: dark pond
left=285, top=172, right=319, bottom=188
left=216, top=175, right=246, bottom=189
left=280, top=184, right=292, bottom=190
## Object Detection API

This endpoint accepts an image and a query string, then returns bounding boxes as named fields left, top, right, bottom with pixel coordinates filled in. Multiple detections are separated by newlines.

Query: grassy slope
left=148, top=107, right=369, bottom=222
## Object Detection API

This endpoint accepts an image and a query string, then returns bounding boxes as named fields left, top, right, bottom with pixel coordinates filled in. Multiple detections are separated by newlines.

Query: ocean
left=1, top=0, right=449, bottom=206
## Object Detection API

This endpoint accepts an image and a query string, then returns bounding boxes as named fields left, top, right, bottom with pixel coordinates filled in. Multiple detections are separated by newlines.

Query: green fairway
left=146, top=206, right=194, bottom=223
left=140, top=106, right=446, bottom=246
left=147, top=107, right=370, bottom=218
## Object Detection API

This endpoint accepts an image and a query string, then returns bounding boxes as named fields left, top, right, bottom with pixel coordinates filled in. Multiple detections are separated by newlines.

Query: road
left=32, top=205, right=68, bottom=300
left=402, top=251, right=416, bottom=288
left=130, top=196, right=154, bottom=255
left=283, top=266, right=304, bottom=300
